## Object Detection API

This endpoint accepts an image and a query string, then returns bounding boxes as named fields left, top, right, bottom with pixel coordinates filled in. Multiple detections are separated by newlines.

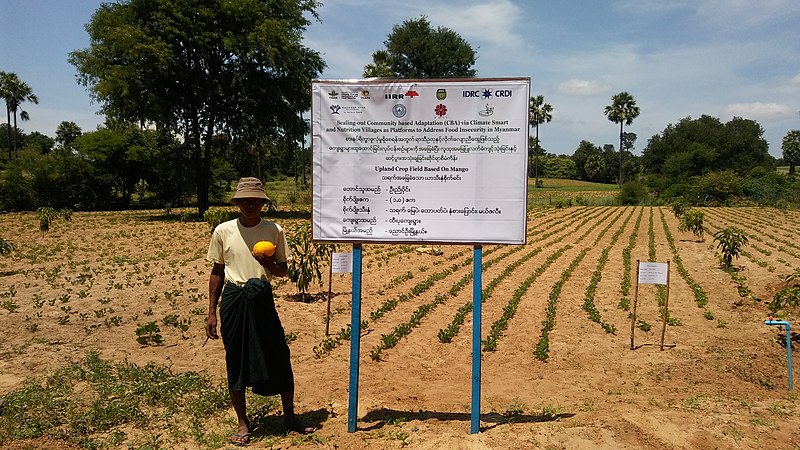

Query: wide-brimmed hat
left=231, top=177, right=269, bottom=200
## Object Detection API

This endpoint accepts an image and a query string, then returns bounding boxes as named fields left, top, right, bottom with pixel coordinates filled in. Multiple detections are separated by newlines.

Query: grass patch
left=0, top=352, right=230, bottom=448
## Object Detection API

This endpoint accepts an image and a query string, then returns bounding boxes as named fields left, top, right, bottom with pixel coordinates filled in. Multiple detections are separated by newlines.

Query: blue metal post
left=347, top=244, right=363, bottom=432
left=471, top=245, right=482, bottom=434
left=764, top=320, right=793, bottom=390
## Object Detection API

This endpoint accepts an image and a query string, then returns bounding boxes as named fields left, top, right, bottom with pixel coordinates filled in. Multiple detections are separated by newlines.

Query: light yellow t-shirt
left=206, top=218, right=290, bottom=285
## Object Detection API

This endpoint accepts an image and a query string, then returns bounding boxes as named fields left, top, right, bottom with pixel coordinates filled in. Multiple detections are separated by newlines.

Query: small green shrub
left=203, top=208, right=230, bottom=233
left=670, top=199, right=690, bottom=218
left=0, top=237, right=15, bottom=256
left=713, top=227, right=748, bottom=269
left=36, top=207, right=73, bottom=233
left=678, top=209, right=704, bottom=240
left=287, top=222, right=335, bottom=300
left=768, top=270, right=800, bottom=313
left=135, top=322, right=164, bottom=346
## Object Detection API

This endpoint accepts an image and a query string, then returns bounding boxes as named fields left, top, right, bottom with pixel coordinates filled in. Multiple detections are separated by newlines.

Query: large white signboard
left=311, top=78, right=530, bottom=244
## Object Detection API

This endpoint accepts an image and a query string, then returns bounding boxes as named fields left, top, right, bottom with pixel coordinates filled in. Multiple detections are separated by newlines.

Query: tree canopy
left=363, top=17, right=476, bottom=78
left=642, top=115, right=771, bottom=181
left=528, top=95, right=553, bottom=185
left=69, top=0, right=325, bottom=213
left=782, top=130, right=800, bottom=175
left=0, top=72, right=39, bottom=158
left=604, top=91, right=639, bottom=186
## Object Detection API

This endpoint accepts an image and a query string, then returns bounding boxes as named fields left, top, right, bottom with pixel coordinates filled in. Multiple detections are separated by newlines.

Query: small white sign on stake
left=638, top=261, right=668, bottom=285
left=331, top=252, right=353, bottom=273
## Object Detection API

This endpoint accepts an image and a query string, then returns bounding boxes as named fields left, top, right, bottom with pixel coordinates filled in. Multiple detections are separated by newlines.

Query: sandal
left=284, top=417, right=317, bottom=435
left=229, top=432, right=251, bottom=446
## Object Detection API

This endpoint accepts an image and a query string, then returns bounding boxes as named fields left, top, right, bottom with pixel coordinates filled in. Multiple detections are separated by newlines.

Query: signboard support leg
left=326, top=251, right=333, bottom=336
left=347, top=244, right=363, bottom=433
left=471, top=245, right=482, bottom=434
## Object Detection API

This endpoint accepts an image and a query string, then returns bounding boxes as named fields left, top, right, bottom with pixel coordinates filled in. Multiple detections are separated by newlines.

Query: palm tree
left=0, top=72, right=38, bottom=158
left=0, top=72, right=13, bottom=158
left=528, top=95, right=553, bottom=187
left=782, top=130, right=800, bottom=175
left=604, top=91, right=639, bottom=186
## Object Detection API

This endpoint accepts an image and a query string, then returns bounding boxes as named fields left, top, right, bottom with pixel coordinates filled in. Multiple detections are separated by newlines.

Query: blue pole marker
left=764, top=319, right=793, bottom=390
left=471, top=245, right=482, bottom=434
left=348, top=244, right=363, bottom=432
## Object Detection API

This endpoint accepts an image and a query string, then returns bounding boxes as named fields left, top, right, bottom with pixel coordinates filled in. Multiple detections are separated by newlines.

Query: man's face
left=235, top=198, right=265, bottom=219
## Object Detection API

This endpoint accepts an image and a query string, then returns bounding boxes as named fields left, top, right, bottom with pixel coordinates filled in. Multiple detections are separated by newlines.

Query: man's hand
left=206, top=313, right=219, bottom=340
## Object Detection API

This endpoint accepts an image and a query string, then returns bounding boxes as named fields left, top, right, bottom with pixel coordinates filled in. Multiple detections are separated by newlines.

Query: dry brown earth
left=0, top=206, right=798, bottom=449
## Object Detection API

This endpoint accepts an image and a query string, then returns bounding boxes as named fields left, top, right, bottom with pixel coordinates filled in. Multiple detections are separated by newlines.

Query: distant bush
left=618, top=181, right=648, bottom=205
left=692, top=170, right=742, bottom=205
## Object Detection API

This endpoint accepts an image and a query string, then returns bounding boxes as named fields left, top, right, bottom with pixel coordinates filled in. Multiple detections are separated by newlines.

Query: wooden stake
left=660, top=261, right=671, bottom=351
left=630, top=260, right=640, bottom=350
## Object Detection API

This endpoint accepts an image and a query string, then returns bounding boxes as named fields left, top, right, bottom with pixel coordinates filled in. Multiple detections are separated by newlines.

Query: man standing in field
left=205, top=177, right=316, bottom=445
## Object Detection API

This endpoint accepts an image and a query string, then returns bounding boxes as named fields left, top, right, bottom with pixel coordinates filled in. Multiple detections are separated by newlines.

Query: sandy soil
left=0, top=206, right=798, bottom=449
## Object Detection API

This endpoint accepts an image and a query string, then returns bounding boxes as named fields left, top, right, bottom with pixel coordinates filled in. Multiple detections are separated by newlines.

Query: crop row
left=437, top=207, right=612, bottom=343
left=618, top=207, right=644, bottom=311
left=532, top=207, right=631, bottom=360
left=582, top=207, right=637, bottom=334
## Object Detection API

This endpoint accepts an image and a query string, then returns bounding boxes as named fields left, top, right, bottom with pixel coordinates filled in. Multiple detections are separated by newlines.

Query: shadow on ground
left=360, top=407, right=575, bottom=432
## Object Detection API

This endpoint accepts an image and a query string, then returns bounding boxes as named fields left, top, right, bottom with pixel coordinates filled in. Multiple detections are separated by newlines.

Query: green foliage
left=55, top=121, right=82, bottom=146
left=203, top=208, right=230, bottom=233
left=713, top=227, right=749, bottom=269
left=363, top=16, right=476, bottom=78
left=782, top=130, right=800, bottom=174
left=135, top=322, right=164, bottom=346
left=0, top=352, right=228, bottom=446
left=660, top=209, right=708, bottom=307
left=534, top=248, right=587, bottom=361
left=692, top=170, right=742, bottom=205
left=36, top=207, right=72, bottom=233
left=670, top=199, right=690, bottom=218
left=0, top=71, right=39, bottom=157
left=287, top=222, right=335, bottom=297
left=642, top=115, right=771, bottom=183
left=70, top=0, right=325, bottom=214
left=768, top=270, right=800, bottom=313
left=0, top=237, right=15, bottom=256
left=678, top=209, right=704, bottom=240
left=617, top=181, right=648, bottom=205
left=604, top=92, right=640, bottom=185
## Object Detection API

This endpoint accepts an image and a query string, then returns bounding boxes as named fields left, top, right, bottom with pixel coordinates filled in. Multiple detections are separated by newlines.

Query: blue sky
left=2, top=0, right=799, bottom=158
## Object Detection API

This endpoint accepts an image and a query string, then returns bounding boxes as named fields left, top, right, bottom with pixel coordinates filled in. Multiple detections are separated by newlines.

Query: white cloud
left=426, top=0, right=525, bottom=48
left=791, top=74, right=800, bottom=85
left=557, top=79, right=612, bottom=96
left=722, top=102, right=795, bottom=122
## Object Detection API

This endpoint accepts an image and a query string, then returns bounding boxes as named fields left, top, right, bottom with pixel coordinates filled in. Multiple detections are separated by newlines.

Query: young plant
left=713, top=227, right=749, bottom=269
left=670, top=199, right=689, bottom=218
left=287, top=222, right=335, bottom=300
left=768, top=270, right=800, bottom=313
left=0, top=237, right=15, bottom=256
left=36, top=207, right=72, bottom=234
left=678, top=209, right=704, bottom=240
left=135, top=321, right=164, bottom=346
left=203, top=208, right=230, bottom=233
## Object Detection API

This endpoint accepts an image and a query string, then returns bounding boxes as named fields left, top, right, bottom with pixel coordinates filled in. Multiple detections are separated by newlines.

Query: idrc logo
left=462, top=88, right=513, bottom=99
